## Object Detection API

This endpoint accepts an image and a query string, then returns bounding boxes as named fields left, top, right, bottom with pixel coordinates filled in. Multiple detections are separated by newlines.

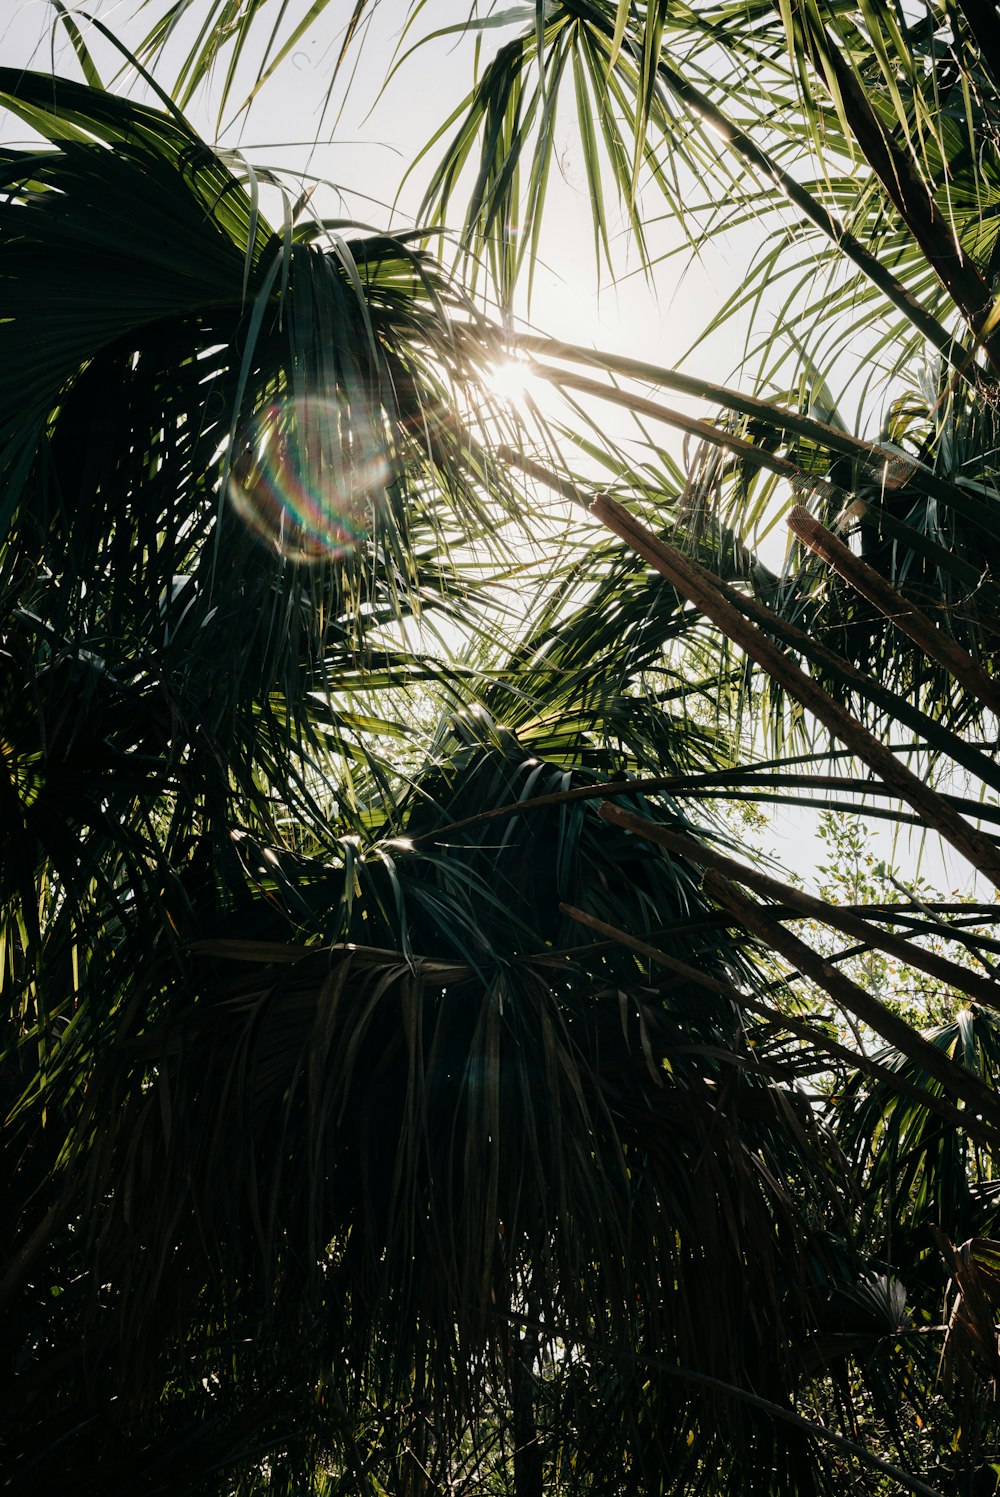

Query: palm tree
left=4, top=4, right=1000, bottom=1494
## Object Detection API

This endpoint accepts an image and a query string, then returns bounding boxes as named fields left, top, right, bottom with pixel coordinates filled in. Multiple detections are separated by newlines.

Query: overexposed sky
left=2, top=0, right=756, bottom=375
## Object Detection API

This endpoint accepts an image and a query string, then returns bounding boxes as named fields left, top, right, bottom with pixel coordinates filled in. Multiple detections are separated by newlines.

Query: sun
left=485, top=355, right=548, bottom=410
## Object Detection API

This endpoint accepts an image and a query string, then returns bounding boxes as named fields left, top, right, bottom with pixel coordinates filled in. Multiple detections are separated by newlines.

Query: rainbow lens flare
left=227, top=395, right=388, bottom=563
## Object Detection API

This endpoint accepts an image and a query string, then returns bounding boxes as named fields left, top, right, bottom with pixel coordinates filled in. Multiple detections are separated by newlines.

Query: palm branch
left=7, top=8, right=1000, bottom=1495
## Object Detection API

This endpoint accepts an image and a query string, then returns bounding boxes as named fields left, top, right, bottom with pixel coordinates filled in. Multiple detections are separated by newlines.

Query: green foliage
left=5, top=2, right=1000, bottom=1495
left=810, top=811, right=998, bottom=1027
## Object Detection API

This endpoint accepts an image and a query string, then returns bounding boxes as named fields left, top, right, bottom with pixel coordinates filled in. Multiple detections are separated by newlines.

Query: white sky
left=2, top=0, right=755, bottom=366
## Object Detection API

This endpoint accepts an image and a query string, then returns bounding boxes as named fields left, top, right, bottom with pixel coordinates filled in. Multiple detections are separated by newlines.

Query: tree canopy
left=4, top=2, right=1000, bottom=1494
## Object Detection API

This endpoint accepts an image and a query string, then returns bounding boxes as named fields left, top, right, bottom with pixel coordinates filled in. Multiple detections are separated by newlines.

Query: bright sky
left=3, top=0, right=754, bottom=365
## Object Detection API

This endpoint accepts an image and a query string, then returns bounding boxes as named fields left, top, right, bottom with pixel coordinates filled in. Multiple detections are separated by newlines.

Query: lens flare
left=227, top=395, right=388, bottom=563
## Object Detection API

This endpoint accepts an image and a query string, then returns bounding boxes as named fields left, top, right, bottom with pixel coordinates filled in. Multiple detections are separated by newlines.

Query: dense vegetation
left=4, top=1, right=1000, bottom=1492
